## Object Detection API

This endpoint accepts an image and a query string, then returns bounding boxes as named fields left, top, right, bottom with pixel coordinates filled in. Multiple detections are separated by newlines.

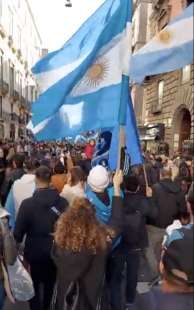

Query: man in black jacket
left=109, top=175, right=157, bottom=310
left=140, top=223, right=194, bottom=310
left=146, top=166, right=187, bottom=279
left=14, top=166, right=68, bottom=310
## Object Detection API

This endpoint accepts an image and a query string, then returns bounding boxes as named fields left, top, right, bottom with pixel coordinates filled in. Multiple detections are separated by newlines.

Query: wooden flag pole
left=143, top=163, right=149, bottom=189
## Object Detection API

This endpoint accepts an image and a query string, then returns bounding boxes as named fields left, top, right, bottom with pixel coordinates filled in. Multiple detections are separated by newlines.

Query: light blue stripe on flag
left=31, top=0, right=132, bottom=126
left=34, top=83, right=123, bottom=140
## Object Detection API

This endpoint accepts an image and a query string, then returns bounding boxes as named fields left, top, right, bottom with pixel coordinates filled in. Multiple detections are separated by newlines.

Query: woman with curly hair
left=52, top=171, right=123, bottom=310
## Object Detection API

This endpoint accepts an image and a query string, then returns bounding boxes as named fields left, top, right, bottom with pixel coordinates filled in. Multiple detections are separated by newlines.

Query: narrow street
left=4, top=255, right=153, bottom=310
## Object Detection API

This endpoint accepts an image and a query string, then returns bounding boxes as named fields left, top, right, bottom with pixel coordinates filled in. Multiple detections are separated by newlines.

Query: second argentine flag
left=130, top=3, right=194, bottom=84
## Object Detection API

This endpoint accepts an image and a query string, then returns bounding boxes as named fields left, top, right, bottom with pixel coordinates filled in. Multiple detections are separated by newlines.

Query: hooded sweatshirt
left=14, top=188, right=68, bottom=263
left=152, top=179, right=187, bottom=228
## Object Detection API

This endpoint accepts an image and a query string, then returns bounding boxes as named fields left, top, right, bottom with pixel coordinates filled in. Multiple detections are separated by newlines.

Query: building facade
left=132, top=0, right=153, bottom=125
left=133, top=0, right=194, bottom=155
left=0, top=0, right=42, bottom=140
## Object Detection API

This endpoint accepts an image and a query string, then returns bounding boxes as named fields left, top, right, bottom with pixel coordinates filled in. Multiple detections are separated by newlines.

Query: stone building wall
left=141, top=0, right=193, bottom=154
left=144, top=65, right=193, bottom=154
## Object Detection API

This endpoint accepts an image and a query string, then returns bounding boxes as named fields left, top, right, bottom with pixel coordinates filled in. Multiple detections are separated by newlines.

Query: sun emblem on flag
left=84, top=58, right=109, bottom=87
left=158, top=29, right=172, bottom=44
left=70, top=57, right=109, bottom=96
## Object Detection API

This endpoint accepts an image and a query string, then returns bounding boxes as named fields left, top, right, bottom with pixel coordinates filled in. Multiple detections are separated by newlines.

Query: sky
left=29, top=0, right=105, bottom=51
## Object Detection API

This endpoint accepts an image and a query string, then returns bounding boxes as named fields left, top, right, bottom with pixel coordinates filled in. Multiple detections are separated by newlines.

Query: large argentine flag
left=130, top=3, right=194, bottom=84
left=31, top=0, right=132, bottom=130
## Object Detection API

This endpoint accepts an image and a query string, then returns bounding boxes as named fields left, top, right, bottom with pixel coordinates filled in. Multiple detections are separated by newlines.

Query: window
left=0, top=124, right=4, bottom=138
left=0, top=0, right=2, bottom=21
left=30, top=86, right=34, bottom=101
left=9, top=64, right=14, bottom=94
left=19, top=74, right=22, bottom=96
left=17, top=26, right=21, bottom=50
left=3, top=60, right=9, bottom=83
left=158, top=81, right=164, bottom=107
left=25, top=85, right=28, bottom=101
left=182, top=65, right=191, bottom=83
left=15, top=71, right=19, bottom=91
left=8, top=8, right=14, bottom=37
left=0, top=51, right=3, bottom=81
left=0, top=96, right=2, bottom=118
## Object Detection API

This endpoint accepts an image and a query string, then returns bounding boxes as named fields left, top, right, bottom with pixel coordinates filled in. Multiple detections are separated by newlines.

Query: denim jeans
left=108, top=249, right=141, bottom=310
left=0, top=280, right=5, bottom=310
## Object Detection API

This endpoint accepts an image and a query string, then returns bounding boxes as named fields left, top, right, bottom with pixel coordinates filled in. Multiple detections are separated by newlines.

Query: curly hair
left=54, top=198, right=113, bottom=254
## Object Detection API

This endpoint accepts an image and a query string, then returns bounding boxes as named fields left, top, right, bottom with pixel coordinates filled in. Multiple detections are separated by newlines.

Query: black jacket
left=152, top=179, right=187, bottom=228
left=120, top=192, right=157, bottom=250
left=14, top=188, right=68, bottom=263
left=52, top=196, right=123, bottom=310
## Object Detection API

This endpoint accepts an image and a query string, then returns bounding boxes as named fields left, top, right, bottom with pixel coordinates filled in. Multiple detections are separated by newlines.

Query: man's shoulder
left=58, top=196, right=68, bottom=208
left=19, top=196, right=35, bottom=209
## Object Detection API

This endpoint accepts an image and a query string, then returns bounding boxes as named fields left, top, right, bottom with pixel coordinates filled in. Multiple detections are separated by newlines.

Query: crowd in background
left=0, top=138, right=193, bottom=310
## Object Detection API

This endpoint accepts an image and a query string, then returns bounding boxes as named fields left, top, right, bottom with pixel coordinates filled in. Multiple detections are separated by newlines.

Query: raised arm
left=108, top=170, right=123, bottom=233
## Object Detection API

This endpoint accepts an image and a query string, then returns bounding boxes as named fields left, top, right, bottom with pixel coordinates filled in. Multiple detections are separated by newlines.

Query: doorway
left=173, top=107, right=191, bottom=152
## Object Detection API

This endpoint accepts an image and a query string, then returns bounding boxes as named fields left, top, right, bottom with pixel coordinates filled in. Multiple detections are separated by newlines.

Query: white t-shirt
left=162, top=220, right=182, bottom=246
left=60, top=183, right=86, bottom=204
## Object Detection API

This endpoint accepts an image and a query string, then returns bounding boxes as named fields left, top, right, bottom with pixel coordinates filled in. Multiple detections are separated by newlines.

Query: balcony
left=20, top=95, right=26, bottom=106
left=17, top=49, right=22, bottom=59
left=24, top=61, right=28, bottom=70
left=11, top=113, right=19, bottom=123
left=10, top=89, right=20, bottom=102
left=0, top=111, right=11, bottom=122
left=151, top=100, right=162, bottom=114
left=12, top=46, right=17, bottom=54
left=19, top=117, right=26, bottom=126
left=0, top=80, right=9, bottom=96
left=26, top=101, right=31, bottom=111
left=0, top=25, right=6, bottom=38
left=8, top=35, right=14, bottom=47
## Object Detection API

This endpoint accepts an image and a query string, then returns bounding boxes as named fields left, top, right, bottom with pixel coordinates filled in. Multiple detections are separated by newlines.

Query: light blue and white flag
left=130, top=3, right=194, bottom=84
left=31, top=0, right=132, bottom=132
left=109, top=90, right=143, bottom=169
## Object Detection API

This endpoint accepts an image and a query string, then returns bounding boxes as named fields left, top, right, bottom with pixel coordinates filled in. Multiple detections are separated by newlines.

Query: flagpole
left=117, top=126, right=125, bottom=170
left=143, top=164, right=149, bottom=189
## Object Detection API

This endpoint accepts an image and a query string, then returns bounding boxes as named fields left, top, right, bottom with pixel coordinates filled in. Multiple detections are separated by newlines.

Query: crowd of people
left=0, top=138, right=193, bottom=310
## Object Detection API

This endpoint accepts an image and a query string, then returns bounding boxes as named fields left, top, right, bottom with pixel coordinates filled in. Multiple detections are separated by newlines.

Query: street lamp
left=65, top=0, right=72, bottom=7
